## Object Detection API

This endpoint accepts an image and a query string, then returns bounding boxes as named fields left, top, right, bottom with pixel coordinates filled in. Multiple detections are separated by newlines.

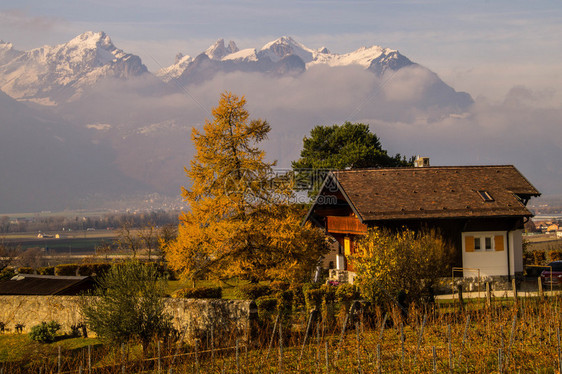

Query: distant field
left=2, top=231, right=118, bottom=254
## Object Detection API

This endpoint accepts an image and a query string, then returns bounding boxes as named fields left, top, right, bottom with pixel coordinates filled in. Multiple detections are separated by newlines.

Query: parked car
left=540, top=261, right=562, bottom=286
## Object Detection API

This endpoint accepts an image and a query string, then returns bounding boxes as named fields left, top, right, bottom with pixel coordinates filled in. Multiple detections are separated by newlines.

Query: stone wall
left=0, top=296, right=254, bottom=342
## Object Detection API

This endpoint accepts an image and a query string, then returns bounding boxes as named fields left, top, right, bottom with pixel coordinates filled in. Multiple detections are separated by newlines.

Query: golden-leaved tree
left=353, top=227, right=454, bottom=305
left=165, top=92, right=328, bottom=283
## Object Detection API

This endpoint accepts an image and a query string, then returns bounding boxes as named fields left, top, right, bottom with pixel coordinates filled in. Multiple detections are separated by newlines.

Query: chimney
left=414, top=155, right=430, bottom=168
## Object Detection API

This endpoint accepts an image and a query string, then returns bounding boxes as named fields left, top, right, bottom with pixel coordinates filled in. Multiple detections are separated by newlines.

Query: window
left=473, top=236, right=492, bottom=251
left=485, top=237, right=493, bottom=250
left=478, top=190, right=494, bottom=202
left=464, top=232, right=505, bottom=252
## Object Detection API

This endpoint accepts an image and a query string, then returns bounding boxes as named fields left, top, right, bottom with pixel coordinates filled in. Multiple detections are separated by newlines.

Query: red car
left=540, top=261, right=562, bottom=286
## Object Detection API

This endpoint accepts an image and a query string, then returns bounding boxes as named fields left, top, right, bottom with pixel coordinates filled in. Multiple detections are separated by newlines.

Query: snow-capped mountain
left=0, top=31, right=148, bottom=104
left=157, top=36, right=415, bottom=82
left=0, top=31, right=479, bottom=213
left=205, top=39, right=239, bottom=60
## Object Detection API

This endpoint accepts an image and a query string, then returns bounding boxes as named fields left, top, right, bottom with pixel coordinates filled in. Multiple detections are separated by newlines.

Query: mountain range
left=0, top=31, right=475, bottom=213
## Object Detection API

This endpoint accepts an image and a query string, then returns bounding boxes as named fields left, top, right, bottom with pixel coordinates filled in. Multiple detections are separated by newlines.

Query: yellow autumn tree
left=353, top=227, right=454, bottom=305
left=164, top=92, right=328, bottom=283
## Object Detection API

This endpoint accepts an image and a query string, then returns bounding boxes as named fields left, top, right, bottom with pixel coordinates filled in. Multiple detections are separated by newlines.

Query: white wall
left=461, top=231, right=522, bottom=277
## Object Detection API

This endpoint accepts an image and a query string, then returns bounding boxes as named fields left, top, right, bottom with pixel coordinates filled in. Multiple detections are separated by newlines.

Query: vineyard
left=2, top=295, right=562, bottom=373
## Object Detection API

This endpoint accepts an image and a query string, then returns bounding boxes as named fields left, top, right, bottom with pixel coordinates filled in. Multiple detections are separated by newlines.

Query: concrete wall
left=0, top=296, right=253, bottom=342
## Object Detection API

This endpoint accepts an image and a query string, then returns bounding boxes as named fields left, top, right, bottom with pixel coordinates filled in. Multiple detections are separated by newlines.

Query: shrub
left=37, top=266, right=55, bottom=275
left=549, top=250, right=562, bottom=262
left=144, top=261, right=167, bottom=276
left=237, top=284, right=271, bottom=300
left=533, top=250, right=546, bottom=265
left=304, top=287, right=324, bottom=313
left=354, top=228, right=454, bottom=306
left=269, top=281, right=289, bottom=294
left=70, top=323, right=85, bottom=338
left=523, top=250, right=534, bottom=266
left=276, top=290, right=293, bottom=319
left=29, top=321, right=60, bottom=343
left=0, top=267, right=15, bottom=280
left=288, top=283, right=305, bottom=311
left=320, top=284, right=336, bottom=325
left=255, top=296, right=278, bottom=322
left=15, top=323, right=24, bottom=333
left=55, top=264, right=79, bottom=276
left=80, top=260, right=173, bottom=353
left=78, top=263, right=112, bottom=276
left=335, top=283, right=359, bottom=311
left=173, top=286, right=222, bottom=299
left=16, top=267, right=34, bottom=274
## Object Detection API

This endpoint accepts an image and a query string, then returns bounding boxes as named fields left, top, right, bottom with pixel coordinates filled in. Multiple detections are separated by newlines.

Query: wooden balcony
left=326, top=216, right=367, bottom=235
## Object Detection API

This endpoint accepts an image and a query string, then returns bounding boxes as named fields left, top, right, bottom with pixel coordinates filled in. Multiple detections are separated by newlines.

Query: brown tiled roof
left=0, top=274, right=95, bottom=295
left=331, top=165, right=540, bottom=221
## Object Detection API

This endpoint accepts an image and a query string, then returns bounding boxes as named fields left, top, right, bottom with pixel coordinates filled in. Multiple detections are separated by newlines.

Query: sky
left=1, top=0, right=562, bottom=207
left=1, top=0, right=561, bottom=102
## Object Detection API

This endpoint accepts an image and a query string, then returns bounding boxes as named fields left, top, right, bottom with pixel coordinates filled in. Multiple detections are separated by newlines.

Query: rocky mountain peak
left=258, top=36, right=314, bottom=63
left=205, top=39, right=239, bottom=60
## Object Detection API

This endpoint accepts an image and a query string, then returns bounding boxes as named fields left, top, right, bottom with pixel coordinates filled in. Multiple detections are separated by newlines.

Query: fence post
left=556, top=326, right=562, bottom=372
left=413, top=314, right=427, bottom=366
left=485, top=282, right=492, bottom=307
left=278, top=322, right=284, bottom=373
left=456, top=284, right=464, bottom=312
left=400, top=322, right=405, bottom=372
left=512, top=279, right=518, bottom=302
left=158, top=341, right=161, bottom=374
left=356, top=322, right=362, bottom=373
left=447, top=324, right=453, bottom=373
left=432, top=346, right=437, bottom=373
left=236, top=339, right=240, bottom=374
left=299, top=309, right=317, bottom=361
left=325, top=341, right=330, bottom=374
left=538, top=277, right=544, bottom=298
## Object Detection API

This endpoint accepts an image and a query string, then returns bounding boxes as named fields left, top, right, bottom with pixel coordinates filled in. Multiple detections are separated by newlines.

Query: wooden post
left=400, top=322, right=405, bottom=372
left=447, top=324, right=453, bottom=373
left=549, top=324, right=562, bottom=372
left=512, top=279, right=518, bottom=302
left=432, top=346, right=437, bottom=373
left=236, top=339, right=240, bottom=374
left=278, top=323, right=284, bottom=374
left=457, top=284, right=464, bottom=312
left=538, top=277, right=544, bottom=298
left=299, top=310, right=316, bottom=361
left=413, top=314, right=427, bottom=366
left=485, top=282, right=492, bottom=307
left=325, top=340, right=330, bottom=374
left=377, top=343, right=381, bottom=374
left=58, top=346, right=61, bottom=374
left=195, top=340, right=199, bottom=374
left=356, top=323, right=362, bottom=373
left=158, top=341, right=161, bottom=374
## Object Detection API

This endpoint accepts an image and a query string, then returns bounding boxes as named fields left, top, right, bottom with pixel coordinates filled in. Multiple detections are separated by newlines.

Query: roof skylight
left=478, top=190, right=494, bottom=202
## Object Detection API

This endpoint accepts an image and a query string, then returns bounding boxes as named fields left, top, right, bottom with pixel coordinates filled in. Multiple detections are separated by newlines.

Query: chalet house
left=304, top=164, right=540, bottom=282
